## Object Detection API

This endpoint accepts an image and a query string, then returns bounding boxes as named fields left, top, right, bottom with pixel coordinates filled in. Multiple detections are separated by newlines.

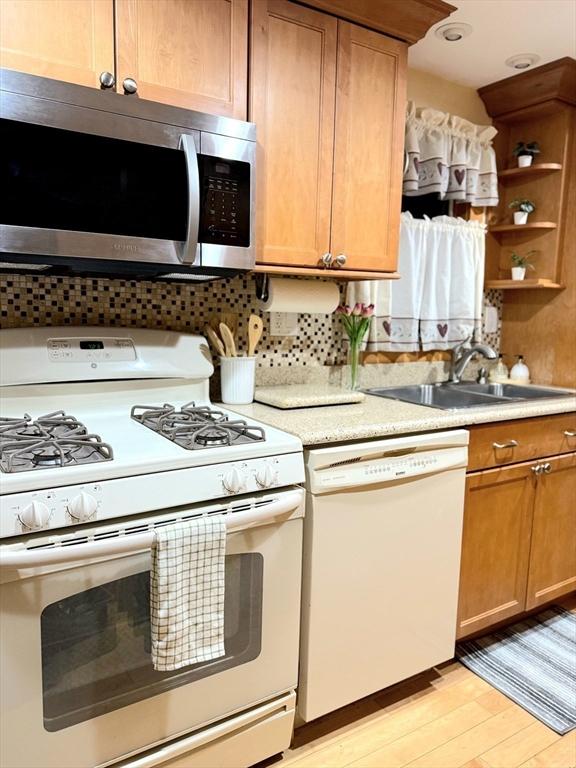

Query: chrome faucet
left=449, top=337, right=497, bottom=384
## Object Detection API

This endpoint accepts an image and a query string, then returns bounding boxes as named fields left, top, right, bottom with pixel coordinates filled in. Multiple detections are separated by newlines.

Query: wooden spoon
left=247, top=314, right=263, bottom=357
left=204, top=325, right=225, bottom=357
left=219, top=322, right=237, bottom=357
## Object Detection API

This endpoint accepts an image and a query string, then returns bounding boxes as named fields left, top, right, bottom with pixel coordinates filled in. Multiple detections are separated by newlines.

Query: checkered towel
left=150, top=515, right=226, bottom=671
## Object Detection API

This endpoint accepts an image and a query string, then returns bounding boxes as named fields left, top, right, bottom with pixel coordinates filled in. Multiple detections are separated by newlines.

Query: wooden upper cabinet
left=250, top=0, right=336, bottom=267
left=526, top=453, right=576, bottom=610
left=331, top=22, right=407, bottom=272
left=115, top=0, right=248, bottom=118
left=457, top=462, right=535, bottom=639
left=0, top=0, right=114, bottom=88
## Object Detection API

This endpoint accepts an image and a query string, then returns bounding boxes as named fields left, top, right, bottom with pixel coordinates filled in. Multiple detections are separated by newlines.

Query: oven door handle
left=179, top=133, right=200, bottom=265
left=0, top=490, right=303, bottom=570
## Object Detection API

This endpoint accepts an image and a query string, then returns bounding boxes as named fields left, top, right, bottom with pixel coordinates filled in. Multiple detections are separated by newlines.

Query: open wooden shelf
left=488, top=221, right=557, bottom=234
left=485, top=278, right=563, bottom=290
left=498, top=163, right=562, bottom=181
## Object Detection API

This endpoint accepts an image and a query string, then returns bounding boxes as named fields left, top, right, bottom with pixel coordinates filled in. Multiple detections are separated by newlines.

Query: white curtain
left=347, top=213, right=486, bottom=352
left=403, top=102, right=499, bottom=207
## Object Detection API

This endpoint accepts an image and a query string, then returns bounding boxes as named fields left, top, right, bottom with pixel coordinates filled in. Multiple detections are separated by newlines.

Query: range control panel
left=48, top=337, right=136, bottom=363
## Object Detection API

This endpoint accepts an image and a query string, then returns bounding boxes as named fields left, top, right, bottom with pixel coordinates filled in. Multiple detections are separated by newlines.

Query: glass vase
left=347, top=336, right=361, bottom=391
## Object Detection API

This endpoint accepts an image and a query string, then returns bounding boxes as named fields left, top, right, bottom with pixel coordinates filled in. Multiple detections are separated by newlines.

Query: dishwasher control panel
left=310, top=447, right=467, bottom=494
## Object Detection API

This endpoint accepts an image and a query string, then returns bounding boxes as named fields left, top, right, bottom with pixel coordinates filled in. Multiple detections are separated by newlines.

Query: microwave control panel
left=47, top=337, right=136, bottom=362
left=198, top=155, right=250, bottom=247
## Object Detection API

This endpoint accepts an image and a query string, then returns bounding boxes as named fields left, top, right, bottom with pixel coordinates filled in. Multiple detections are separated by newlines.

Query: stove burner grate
left=0, top=411, right=114, bottom=473
left=131, top=401, right=266, bottom=450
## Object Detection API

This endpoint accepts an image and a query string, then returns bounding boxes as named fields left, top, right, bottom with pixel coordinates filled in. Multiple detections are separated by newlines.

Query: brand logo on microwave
left=113, top=243, right=139, bottom=253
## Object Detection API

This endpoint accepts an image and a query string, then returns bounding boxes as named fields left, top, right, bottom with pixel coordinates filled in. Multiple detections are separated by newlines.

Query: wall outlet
left=269, top=312, right=299, bottom=337
left=485, top=306, right=499, bottom=334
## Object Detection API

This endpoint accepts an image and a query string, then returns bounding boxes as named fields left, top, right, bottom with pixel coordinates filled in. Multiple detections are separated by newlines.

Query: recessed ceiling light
left=434, top=22, right=473, bottom=42
left=505, top=53, right=540, bottom=70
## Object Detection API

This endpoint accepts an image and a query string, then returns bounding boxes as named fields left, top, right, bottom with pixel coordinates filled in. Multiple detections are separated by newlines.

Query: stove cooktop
left=131, top=401, right=266, bottom=449
left=0, top=411, right=114, bottom=474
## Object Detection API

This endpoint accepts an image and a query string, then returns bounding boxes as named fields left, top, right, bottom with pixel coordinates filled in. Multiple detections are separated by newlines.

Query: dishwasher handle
left=308, top=446, right=468, bottom=494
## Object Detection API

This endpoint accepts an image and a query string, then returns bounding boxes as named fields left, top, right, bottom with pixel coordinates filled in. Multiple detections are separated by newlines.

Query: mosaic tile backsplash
left=0, top=273, right=502, bottom=367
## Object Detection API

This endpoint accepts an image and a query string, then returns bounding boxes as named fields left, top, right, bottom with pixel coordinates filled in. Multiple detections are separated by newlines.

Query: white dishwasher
left=298, top=429, right=469, bottom=723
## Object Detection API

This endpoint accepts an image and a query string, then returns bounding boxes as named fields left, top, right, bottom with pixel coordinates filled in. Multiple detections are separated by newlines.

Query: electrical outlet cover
left=269, top=312, right=299, bottom=337
left=485, top=306, right=498, bottom=334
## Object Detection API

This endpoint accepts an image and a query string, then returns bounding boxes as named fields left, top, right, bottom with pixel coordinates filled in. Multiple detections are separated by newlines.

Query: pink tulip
left=352, top=303, right=363, bottom=316
left=362, top=304, right=375, bottom=317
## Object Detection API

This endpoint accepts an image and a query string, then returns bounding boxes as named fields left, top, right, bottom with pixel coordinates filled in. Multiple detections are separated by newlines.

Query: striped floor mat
left=457, top=606, right=576, bottom=734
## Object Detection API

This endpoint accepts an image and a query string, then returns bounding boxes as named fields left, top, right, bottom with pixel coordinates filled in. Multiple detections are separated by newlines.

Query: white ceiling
left=408, top=0, right=576, bottom=88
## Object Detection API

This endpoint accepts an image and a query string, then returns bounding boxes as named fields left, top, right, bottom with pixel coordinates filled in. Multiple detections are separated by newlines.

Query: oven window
left=1, top=118, right=188, bottom=241
left=40, top=554, right=263, bottom=731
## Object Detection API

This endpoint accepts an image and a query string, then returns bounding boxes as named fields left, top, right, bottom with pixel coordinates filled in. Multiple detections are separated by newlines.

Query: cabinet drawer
left=468, top=413, right=576, bottom=472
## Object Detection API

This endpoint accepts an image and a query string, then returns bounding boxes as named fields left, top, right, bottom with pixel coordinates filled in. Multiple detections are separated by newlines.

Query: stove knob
left=223, top=468, right=245, bottom=494
left=68, top=492, right=98, bottom=522
left=19, top=501, right=51, bottom=530
left=256, top=463, right=276, bottom=489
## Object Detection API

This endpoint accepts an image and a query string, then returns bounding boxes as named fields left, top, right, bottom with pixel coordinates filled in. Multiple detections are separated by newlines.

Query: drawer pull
left=492, top=440, right=518, bottom=449
left=564, top=430, right=576, bottom=437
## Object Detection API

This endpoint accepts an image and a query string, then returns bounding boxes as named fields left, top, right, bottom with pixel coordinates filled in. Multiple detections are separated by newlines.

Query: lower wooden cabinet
left=526, top=452, right=576, bottom=609
left=457, top=451, right=576, bottom=639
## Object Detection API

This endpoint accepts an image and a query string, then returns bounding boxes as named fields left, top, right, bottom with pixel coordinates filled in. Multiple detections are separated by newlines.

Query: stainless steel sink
left=364, top=382, right=576, bottom=410
left=455, top=383, right=576, bottom=400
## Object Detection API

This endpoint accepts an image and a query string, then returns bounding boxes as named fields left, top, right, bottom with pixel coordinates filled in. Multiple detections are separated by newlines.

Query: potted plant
left=508, top=198, right=535, bottom=225
left=512, top=141, right=540, bottom=168
left=510, top=250, right=537, bottom=280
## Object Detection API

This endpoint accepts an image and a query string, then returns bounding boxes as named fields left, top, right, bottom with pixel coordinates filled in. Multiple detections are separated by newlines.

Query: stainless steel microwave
left=0, top=69, right=255, bottom=281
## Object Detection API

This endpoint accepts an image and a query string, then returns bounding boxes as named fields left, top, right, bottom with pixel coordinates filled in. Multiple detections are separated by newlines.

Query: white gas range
left=0, top=327, right=305, bottom=768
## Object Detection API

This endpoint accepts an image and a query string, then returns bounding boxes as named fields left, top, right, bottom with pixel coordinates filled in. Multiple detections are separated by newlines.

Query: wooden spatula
left=204, top=325, right=225, bottom=357
left=219, top=322, right=237, bottom=357
left=247, top=314, right=263, bottom=357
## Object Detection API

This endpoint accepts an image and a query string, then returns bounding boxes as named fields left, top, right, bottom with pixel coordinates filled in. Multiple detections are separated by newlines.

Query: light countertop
left=228, top=391, right=576, bottom=446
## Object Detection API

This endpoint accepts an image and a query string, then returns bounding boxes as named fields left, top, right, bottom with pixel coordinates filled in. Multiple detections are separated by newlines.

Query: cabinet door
left=250, top=0, right=336, bottom=267
left=526, top=453, right=576, bottom=609
left=457, top=463, right=535, bottom=639
left=330, top=21, right=407, bottom=272
left=0, top=0, right=114, bottom=88
left=116, top=0, right=248, bottom=118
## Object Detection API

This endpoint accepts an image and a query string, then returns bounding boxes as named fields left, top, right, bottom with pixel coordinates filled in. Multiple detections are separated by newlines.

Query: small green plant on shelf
left=512, top=141, right=541, bottom=168
left=508, top=198, right=536, bottom=225
left=510, top=250, right=537, bottom=280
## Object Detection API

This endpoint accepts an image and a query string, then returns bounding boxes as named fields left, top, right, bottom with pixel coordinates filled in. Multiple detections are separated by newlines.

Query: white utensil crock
left=514, top=211, right=528, bottom=225
left=220, top=356, right=256, bottom=404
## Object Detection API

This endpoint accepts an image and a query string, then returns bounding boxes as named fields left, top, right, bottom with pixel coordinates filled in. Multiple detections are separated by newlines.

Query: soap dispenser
left=510, top=355, right=530, bottom=384
left=489, top=354, right=509, bottom=383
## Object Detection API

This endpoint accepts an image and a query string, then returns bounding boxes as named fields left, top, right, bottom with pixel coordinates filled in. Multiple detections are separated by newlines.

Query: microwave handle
left=0, top=489, right=303, bottom=570
left=179, top=133, right=200, bottom=265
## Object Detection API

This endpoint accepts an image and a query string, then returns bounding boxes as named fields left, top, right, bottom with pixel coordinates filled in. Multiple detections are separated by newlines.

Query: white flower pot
left=514, top=211, right=528, bottom=225
left=517, top=155, right=533, bottom=168
left=511, top=267, right=526, bottom=280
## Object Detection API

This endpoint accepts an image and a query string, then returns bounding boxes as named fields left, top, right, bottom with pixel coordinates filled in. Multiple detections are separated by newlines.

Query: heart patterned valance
left=403, top=101, right=499, bottom=207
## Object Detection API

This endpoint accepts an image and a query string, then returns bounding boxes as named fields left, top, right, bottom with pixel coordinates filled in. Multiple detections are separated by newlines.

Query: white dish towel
left=150, top=516, right=226, bottom=672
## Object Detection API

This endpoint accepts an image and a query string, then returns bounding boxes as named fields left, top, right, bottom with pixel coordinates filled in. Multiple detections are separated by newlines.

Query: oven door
left=0, top=91, right=254, bottom=275
left=0, top=489, right=304, bottom=768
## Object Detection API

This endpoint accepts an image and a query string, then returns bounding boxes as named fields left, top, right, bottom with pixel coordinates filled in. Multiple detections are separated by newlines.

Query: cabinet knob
left=542, top=462, right=552, bottom=474
left=319, top=252, right=332, bottom=267
left=334, top=253, right=347, bottom=267
left=123, top=77, right=138, bottom=95
left=564, top=430, right=576, bottom=437
left=531, top=464, right=543, bottom=475
left=99, top=71, right=115, bottom=90
left=492, top=440, right=518, bottom=449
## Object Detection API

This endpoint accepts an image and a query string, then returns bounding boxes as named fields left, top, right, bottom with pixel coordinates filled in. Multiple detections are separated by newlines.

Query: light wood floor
left=259, top=599, right=576, bottom=768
